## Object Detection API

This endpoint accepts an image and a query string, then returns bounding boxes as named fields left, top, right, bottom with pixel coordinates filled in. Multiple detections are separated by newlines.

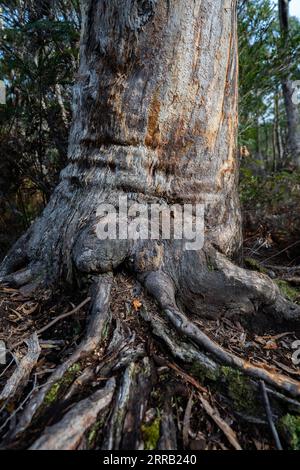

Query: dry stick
left=10, top=297, right=91, bottom=350
left=197, top=393, right=242, bottom=451
left=182, top=393, right=194, bottom=448
left=261, top=240, right=300, bottom=265
left=260, top=380, right=283, bottom=451
left=164, top=359, right=242, bottom=450
left=0, top=358, right=15, bottom=379
left=30, top=378, right=116, bottom=450
left=265, top=265, right=300, bottom=273
left=0, top=374, right=38, bottom=434
left=36, top=297, right=91, bottom=335
left=165, top=360, right=206, bottom=393
left=266, top=387, right=300, bottom=408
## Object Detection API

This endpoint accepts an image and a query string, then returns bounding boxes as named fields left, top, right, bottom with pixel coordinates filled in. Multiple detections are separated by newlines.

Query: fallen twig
left=182, top=393, right=194, bottom=448
left=197, top=393, right=242, bottom=450
left=260, top=380, right=283, bottom=450
left=10, top=297, right=91, bottom=350
left=165, top=360, right=207, bottom=393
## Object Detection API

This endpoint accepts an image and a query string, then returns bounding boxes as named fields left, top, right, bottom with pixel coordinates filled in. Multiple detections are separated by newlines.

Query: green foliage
left=221, top=367, right=259, bottom=413
left=240, top=168, right=300, bottom=207
left=238, top=0, right=300, bottom=165
left=0, top=1, right=80, bottom=256
left=279, top=414, right=300, bottom=450
left=276, top=280, right=299, bottom=302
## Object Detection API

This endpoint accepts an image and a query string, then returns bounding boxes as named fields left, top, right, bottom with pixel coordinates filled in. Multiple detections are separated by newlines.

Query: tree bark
left=1, top=0, right=300, bottom=450
left=279, top=0, right=300, bottom=167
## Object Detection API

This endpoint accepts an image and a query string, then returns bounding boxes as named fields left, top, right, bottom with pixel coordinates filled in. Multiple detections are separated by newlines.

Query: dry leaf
left=132, top=299, right=142, bottom=311
left=263, top=340, right=278, bottom=350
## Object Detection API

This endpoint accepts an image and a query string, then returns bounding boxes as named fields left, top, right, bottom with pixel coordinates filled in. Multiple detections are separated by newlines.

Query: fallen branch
left=182, top=393, right=194, bottom=448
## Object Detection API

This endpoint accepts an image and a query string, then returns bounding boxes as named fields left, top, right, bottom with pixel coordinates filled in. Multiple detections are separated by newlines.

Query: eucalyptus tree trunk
left=1, top=0, right=300, bottom=451
left=279, top=0, right=300, bottom=167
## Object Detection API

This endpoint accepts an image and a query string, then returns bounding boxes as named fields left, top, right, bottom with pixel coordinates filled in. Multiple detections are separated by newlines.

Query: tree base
left=1, top=187, right=300, bottom=450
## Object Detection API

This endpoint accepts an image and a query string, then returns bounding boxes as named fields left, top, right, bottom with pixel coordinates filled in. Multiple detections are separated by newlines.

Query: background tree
left=239, top=0, right=300, bottom=169
left=0, top=0, right=80, bottom=257
left=0, top=0, right=300, bottom=450
left=278, top=0, right=300, bottom=166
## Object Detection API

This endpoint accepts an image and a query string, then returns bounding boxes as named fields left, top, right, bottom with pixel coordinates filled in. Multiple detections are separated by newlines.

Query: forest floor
left=0, top=170, right=300, bottom=450
left=0, top=244, right=299, bottom=450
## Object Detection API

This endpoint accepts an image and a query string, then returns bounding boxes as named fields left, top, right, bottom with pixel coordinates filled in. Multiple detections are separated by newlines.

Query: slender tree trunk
left=279, top=0, right=300, bottom=166
left=1, top=0, right=300, bottom=450
left=274, top=90, right=284, bottom=168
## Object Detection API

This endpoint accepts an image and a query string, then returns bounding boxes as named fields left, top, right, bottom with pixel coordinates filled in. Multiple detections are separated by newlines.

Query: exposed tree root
left=143, top=271, right=300, bottom=397
left=0, top=333, right=40, bottom=403
left=7, top=274, right=112, bottom=439
left=1, top=239, right=300, bottom=449
left=139, top=307, right=219, bottom=379
left=158, top=404, right=177, bottom=450
left=29, top=378, right=115, bottom=450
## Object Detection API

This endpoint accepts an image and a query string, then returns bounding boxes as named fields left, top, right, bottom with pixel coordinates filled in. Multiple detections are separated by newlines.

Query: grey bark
left=1, top=2, right=300, bottom=450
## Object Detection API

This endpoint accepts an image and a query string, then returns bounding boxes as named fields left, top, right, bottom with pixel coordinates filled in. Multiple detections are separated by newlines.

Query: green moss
left=44, top=363, right=81, bottom=405
left=142, top=417, right=161, bottom=450
left=87, top=421, right=102, bottom=448
left=220, top=366, right=258, bottom=413
left=190, top=362, right=219, bottom=382
left=205, top=254, right=216, bottom=272
left=101, top=320, right=110, bottom=340
left=275, top=280, right=299, bottom=302
left=44, top=382, right=61, bottom=405
left=279, top=414, right=300, bottom=450
left=244, top=257, right=267, bottom=274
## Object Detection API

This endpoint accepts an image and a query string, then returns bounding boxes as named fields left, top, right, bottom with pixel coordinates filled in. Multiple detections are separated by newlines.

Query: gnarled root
left=0, top=333, right=40, bottom=403
left=1, top=225, right=300, bottom=449
left=30, top=378, right=116, bottom=450
left=7, top=274, right=112, bottom=440
left=143, top=271, right=300, bottom=397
